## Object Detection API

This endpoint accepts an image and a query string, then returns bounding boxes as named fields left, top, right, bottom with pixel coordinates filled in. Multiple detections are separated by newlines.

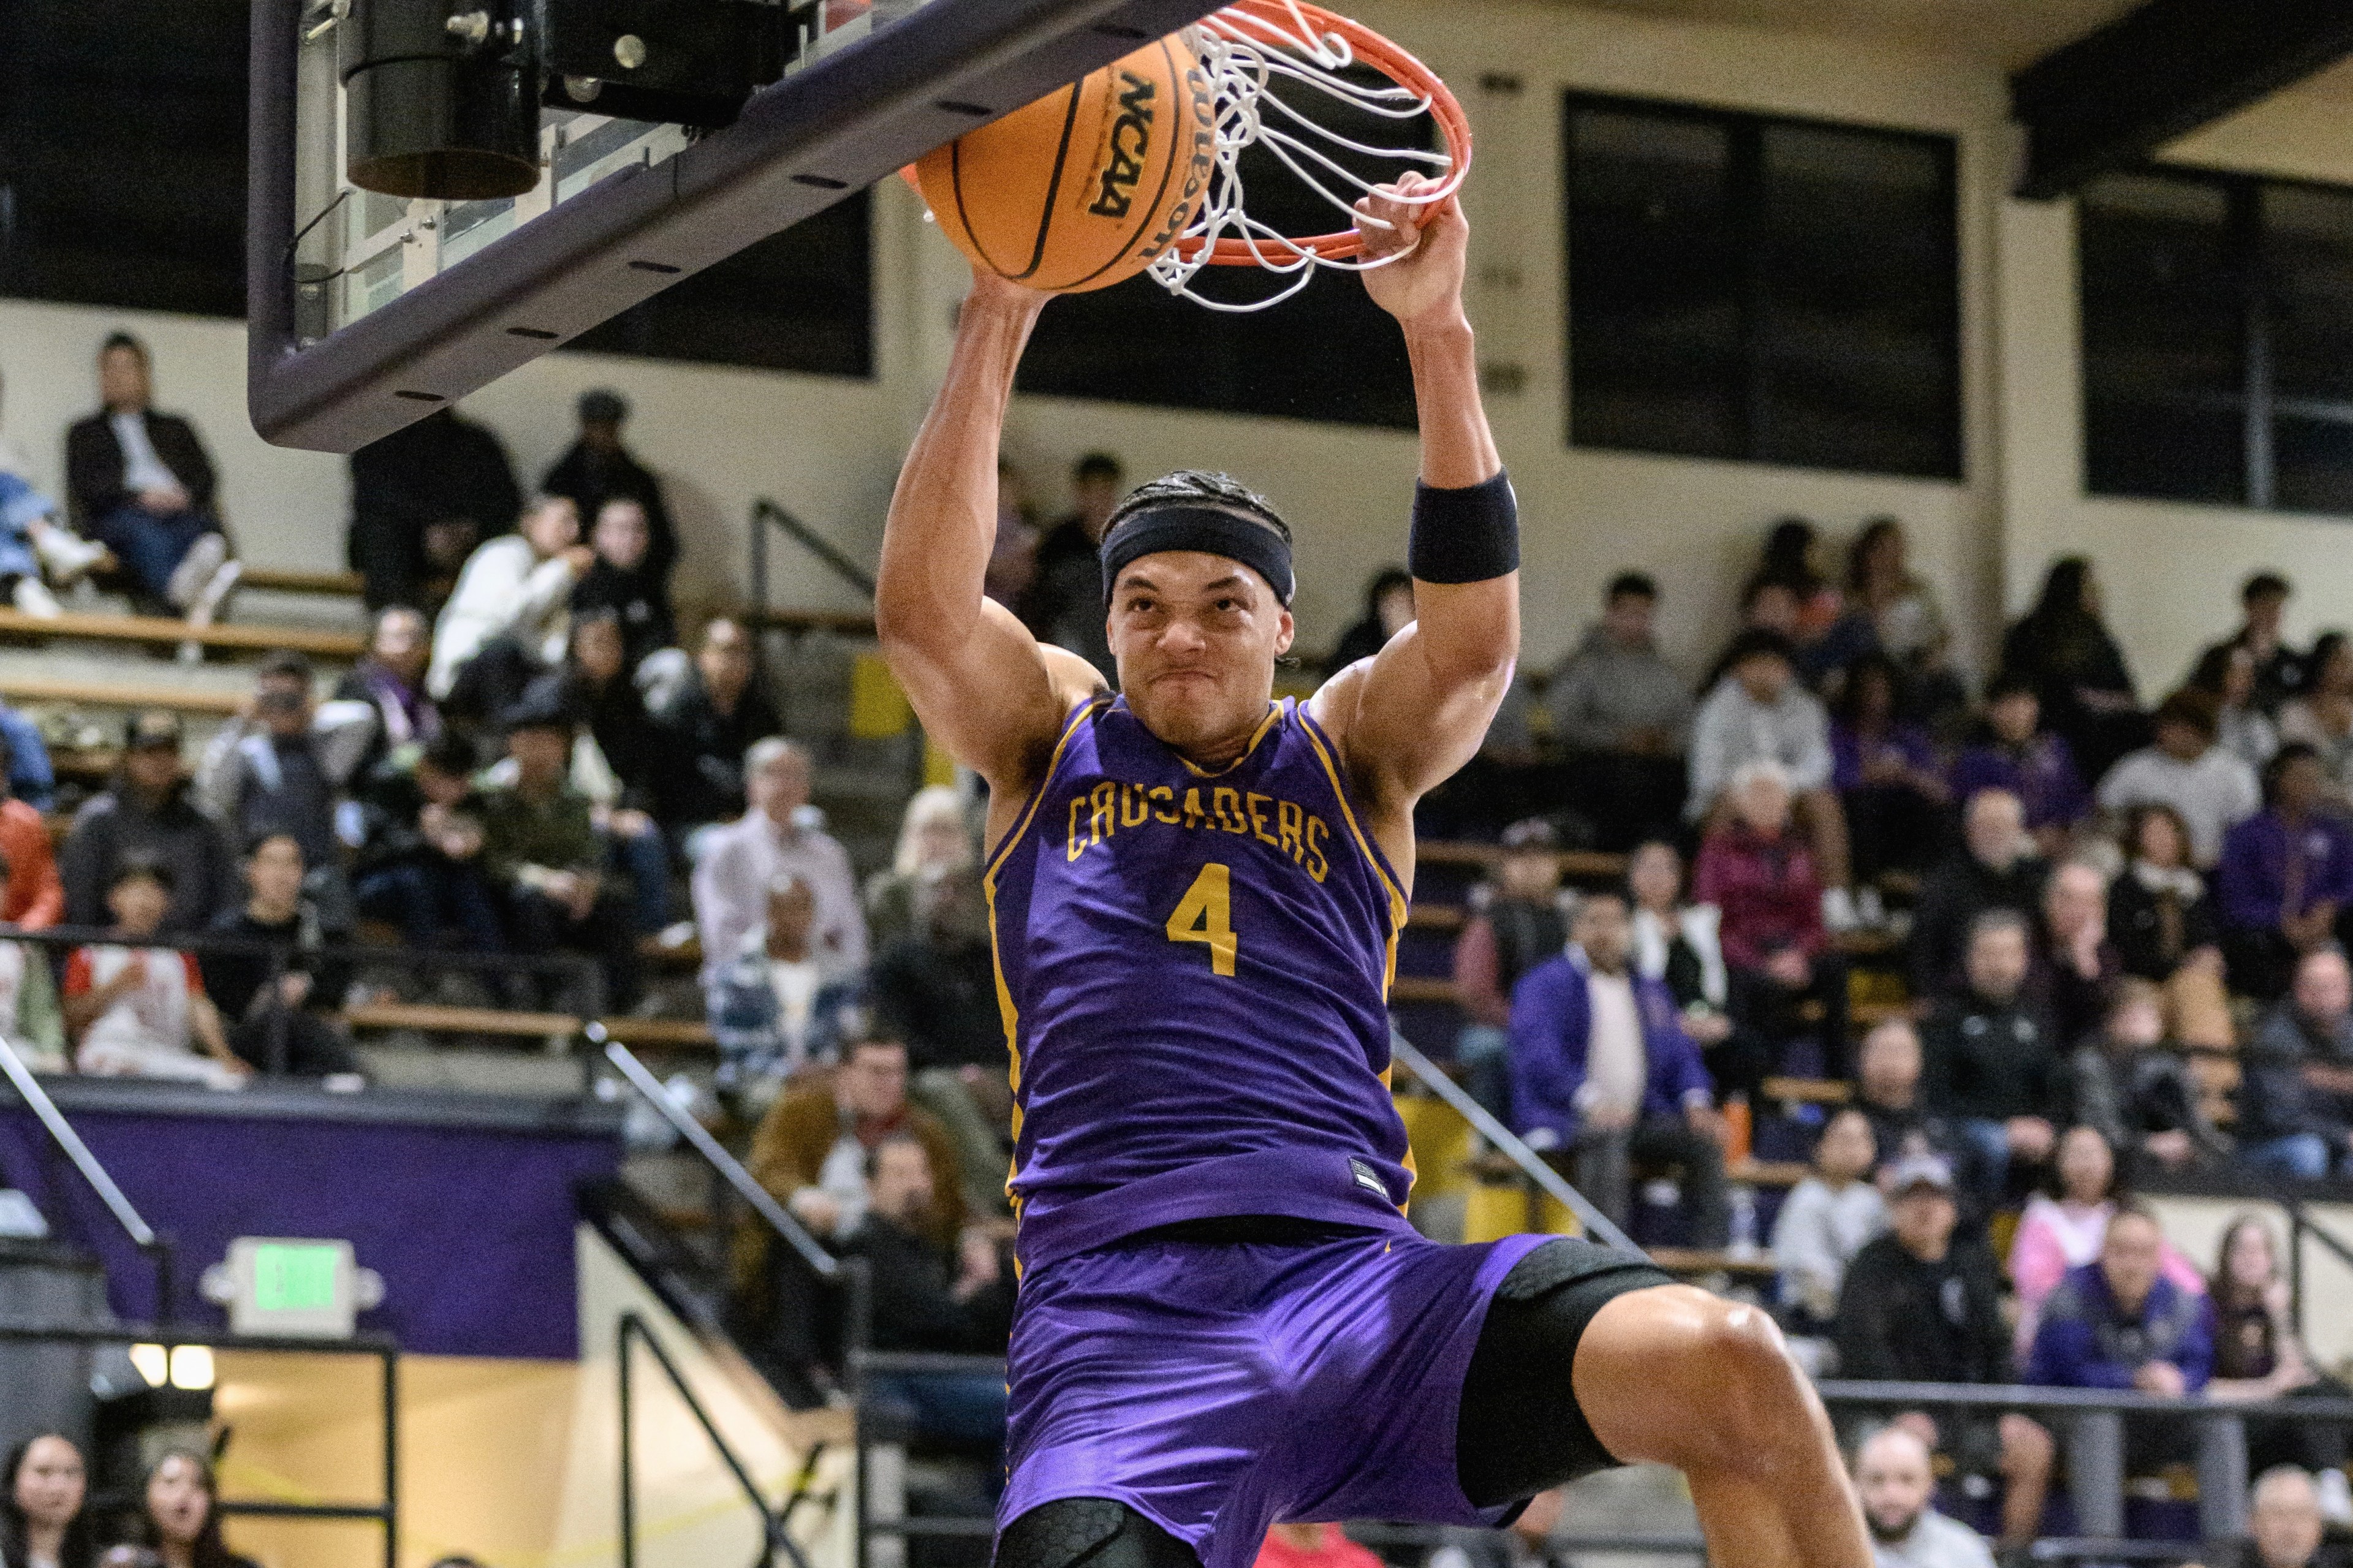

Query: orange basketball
left=915, top=34, right=1216, bottom=293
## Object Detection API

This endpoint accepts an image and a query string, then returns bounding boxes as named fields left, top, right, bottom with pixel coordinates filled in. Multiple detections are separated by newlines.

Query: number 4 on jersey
left=1166, top=862, right=1238, bottom=976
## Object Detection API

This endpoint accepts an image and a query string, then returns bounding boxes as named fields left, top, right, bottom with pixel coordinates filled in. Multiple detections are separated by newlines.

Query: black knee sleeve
left=996, top=1499, right=1201, bottom=1568
left=1453, top=1238, right=1677, bottom=1509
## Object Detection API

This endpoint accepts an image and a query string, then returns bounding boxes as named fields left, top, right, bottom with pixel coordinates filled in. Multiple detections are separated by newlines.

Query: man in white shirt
left=691, top=737, right=866, bottom=977
left=1510, top=890, right=1730, bottom=1246
left=63, top=333, right=239, bottom=621
left=428, top=493, right=592, bottom=704
left=1854, top=1426, right=1997, bottom=1568
left=2096, top=689, right=2260, bottom=868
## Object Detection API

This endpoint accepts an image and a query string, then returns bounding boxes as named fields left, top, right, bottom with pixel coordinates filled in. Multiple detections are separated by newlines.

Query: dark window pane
left=0, top=2, right=876, bottom=373
left=2264, top=183, right=2353, bottom=409
left=1018, top=67, right=1422, bottom=427
left=1561, top=96, right=1959, bottom=477
left=570, top=193, right=873, bottom=377
left=1564, top=107, right=1741, bottom=460
left=0, top=0, right=248, bottom=316
left=2275, top=415, right=2353, bottom=515
left=2079, top=172, right=2246, bottom=506
left=1753, top=123, right=1958, bottom=477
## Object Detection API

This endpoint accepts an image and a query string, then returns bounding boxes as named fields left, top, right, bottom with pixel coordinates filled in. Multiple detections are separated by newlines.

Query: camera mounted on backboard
left=338, top=0, right=805, bottom=199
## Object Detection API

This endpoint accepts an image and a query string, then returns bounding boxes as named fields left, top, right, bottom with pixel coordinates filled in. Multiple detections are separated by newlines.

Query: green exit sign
left=203, top=1237, right=377, bottom=1336
left=252, top=1242, right=341, bottom=1312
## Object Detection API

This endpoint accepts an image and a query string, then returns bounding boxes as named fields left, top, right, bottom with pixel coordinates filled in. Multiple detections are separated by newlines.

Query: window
left=0, top=0, right=874, bottom=378
left=1562, top=94, right=1961, bottom=479
left=2082, top=167, right=2353, bottom=514
left=571, top=193, right=874, bottom=379
left=1016, top=69, right=1423, bottom=429
left=0, top=0, right=250, bottom=317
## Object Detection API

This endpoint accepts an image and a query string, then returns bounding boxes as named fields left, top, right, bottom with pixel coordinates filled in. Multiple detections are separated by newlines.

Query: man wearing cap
left=1834, top=1155, right=2055, bottom=1551
left=59, top=711, right=237, bottom=935
left=2096, top=689, right=2260, bottom=869
left=476, top=683, right=642, bottom=1012
left=1450, top=818, right=1567, bottom=1116
left=542, top=389, right=677, bottom=589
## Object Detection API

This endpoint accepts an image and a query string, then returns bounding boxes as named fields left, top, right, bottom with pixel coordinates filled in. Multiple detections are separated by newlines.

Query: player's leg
left=1570, top=1284, right=1870, bottom=1568
left=1455, top=1243, right=1868, bottom=1568
left=996, top=1499, right=1202, bottom=1568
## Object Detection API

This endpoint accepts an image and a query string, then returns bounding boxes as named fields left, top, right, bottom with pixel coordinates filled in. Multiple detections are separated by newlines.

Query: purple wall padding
left=0, top=1083, right=622, bottom=1359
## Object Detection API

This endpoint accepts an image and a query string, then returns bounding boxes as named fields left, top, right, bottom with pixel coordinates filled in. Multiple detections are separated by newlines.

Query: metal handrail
left=750, top=498, right=876, bottom=608
left=0, top=1029, right=178, bottom=1320
left=599, top=1032, right=839, bottom=1281
left=618, top=1311, right=813, bottom=1568
left=1387, top=1029, right=1644, bottom=1255
left=2284, top=1199, right=2353, bottom=1338
left=0, top=1319, right=398, bottom=1568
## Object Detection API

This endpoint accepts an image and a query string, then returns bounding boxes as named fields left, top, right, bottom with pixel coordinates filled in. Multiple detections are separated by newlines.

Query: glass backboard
left=249, top=0, right=1227, bottom=451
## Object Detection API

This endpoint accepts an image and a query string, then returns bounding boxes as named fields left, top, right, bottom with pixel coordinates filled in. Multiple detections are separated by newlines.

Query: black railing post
left=619, top=1314, right=639, bottom=1568
left=2290, top=1208, right=2306, bottom=1336
left=381, top=1344, right=400, bottom=1568
left=147, top=1237, right=178, bottom=1328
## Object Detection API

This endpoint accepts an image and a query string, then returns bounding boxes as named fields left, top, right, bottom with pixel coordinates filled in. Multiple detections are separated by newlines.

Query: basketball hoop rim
left=1180, top=0, right=1471, bottom=267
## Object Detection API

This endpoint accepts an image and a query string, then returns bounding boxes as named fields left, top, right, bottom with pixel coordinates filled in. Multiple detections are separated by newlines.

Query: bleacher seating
left=0, top=605, right=365, bottom=658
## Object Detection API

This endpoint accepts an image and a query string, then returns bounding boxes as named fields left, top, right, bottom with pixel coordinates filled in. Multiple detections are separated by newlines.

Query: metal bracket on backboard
left=246, top=0, right=1226, bottom=452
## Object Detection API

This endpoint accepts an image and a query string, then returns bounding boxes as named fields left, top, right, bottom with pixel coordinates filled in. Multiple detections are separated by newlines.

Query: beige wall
left=1, top=0, right=2348, bottom=681
left=207, top=1229, right=844, bottom=1568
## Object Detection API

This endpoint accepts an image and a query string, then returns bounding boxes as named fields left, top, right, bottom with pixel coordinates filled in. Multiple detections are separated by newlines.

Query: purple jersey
left=987, top=694, right=1414, bottom=1272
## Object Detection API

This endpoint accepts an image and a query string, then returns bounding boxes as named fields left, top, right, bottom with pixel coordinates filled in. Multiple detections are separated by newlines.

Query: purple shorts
left=999, top=1223, right=1555, bottom=1568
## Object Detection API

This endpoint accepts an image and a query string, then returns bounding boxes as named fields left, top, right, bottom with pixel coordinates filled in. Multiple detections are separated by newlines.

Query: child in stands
left=64, top=859, right=245, bottom=1088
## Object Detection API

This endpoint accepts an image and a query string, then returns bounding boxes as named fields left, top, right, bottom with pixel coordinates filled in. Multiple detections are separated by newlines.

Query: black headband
left=1100, top=506, right=1295, bottom=605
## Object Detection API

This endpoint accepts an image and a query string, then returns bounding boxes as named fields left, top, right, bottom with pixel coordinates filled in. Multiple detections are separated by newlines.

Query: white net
left=1143, top=0, right=1466, bottom=312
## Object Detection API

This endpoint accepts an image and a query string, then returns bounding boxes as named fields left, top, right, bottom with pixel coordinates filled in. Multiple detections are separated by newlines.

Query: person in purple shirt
left=1831, top=653, right=1950, bottom=884
left=2026, top=1203, right=2212, bottom=1472
left=2216, top=744, right=2353, bottom=1002
left=876, top=180, right=1870, bottom=1568
left=1951, top=676, right=2091, bottom=859
left=1510, top=890, right=1730, bottom=1246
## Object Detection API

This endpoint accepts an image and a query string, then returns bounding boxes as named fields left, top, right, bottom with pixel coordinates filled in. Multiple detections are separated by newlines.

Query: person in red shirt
left=1694, top=759, right=1851, bottom=1077
left=0, top=731, right=62, bottom=928
left=1251, top=1524, right=1382, bottom=1568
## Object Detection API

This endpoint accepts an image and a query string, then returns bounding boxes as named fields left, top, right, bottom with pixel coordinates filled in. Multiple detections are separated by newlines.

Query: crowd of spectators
left=1449, top=528, right=2353, bottom=1551
left=13, top=336, right=2353, bottom=1560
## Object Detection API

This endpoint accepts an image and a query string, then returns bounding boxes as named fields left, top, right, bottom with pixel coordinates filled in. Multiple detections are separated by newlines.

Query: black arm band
left=1408, top=469, right=1519, bottom=584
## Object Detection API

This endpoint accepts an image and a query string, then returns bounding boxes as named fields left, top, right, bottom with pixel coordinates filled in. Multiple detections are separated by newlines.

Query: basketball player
left=876, top=173, right=1872, bottom=1568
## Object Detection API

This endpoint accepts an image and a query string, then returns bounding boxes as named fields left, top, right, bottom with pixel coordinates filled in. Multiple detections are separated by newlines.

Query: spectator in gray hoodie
left=1547, top=572, right=1692, bottom=848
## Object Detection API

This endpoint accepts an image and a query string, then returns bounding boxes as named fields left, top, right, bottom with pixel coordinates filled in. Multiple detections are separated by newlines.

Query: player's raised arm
left=1313, top=174, right=1520, bottom=817
left=876, top=269, right=1108, bottom=798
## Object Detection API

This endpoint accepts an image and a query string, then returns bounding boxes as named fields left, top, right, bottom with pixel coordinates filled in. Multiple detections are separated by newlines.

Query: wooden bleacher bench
left=0, top=675, right=244, bottom=716
left=1762, top=1075, right=1851, bottom=1105
left=1648, top=1246, right=1780, bottom=1279
left=1467, top=1150, right=1806, bottom=1190
left=1406, top=904, right=1464, bottom=932
left=1390, top=975, right=1460, bottom=1005
left=341, top=1000, right=716, bottom=1051
left=1419, top=840, right=1627, bottom=883
left=0, top=607, right=365, bottom=659
left=240, top=567, right=365, bottom=597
